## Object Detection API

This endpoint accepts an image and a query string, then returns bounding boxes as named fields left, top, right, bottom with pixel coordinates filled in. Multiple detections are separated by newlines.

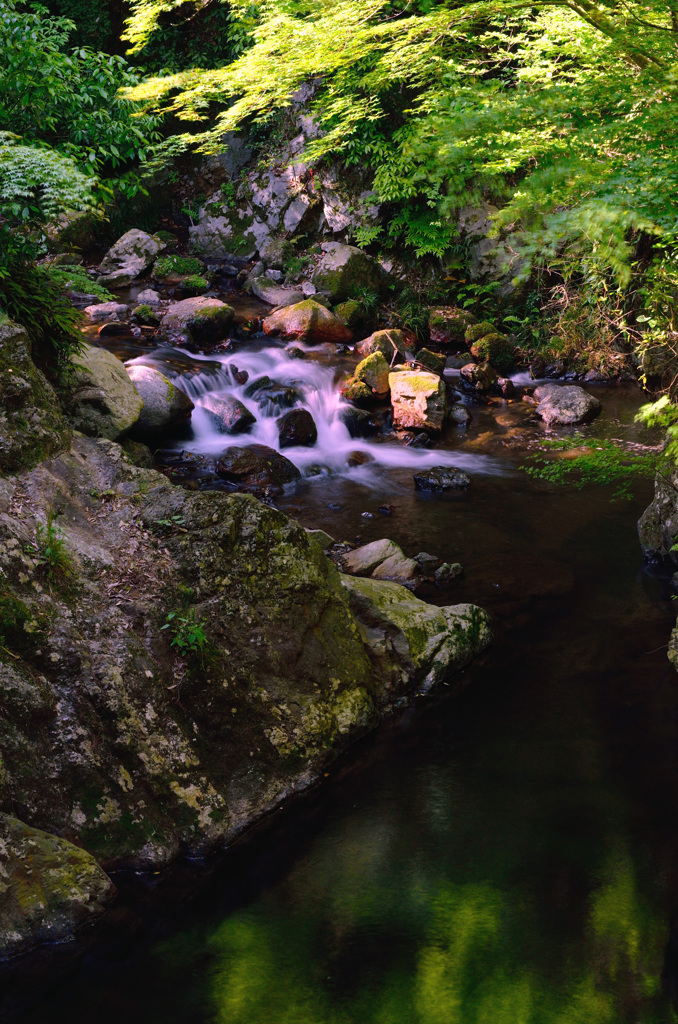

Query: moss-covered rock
left=312, top=243, right=388, bottom=303
left=355, top=329, right=407, bottom=362
left=465, top=321, right=497, bottom=345
left=0, top=316, right=70, bottom=474
left=181, top=275, right=210, bottom=297
left=0, top=813, right=115, bottom=959
left=153, top=256, right=205, bottom=283
left=340, top=376, right=373, bottom=405
left=429, top=307, right=478, bottom=347
left=469, top=332, right=516, bottom=374
left=127, top=364, right=194, bottom=436
left=334, top=300, right=363, bottom=331
left=263, top=299, right=353, bottom=345
left=98, top=229, right=166, bottom=284
left=354, top=352, right=390, bottom=397
left=416, top=348, right=445, bottom=374
left=159, top=297, right=234, bottom=351
left=67, top=344, right=143, bottom=440
left=389, top=370, right=446, bottom=432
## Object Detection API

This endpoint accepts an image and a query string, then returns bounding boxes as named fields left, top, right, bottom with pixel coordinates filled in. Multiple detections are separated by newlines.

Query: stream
left=12, top=303, right=678, bottom=1022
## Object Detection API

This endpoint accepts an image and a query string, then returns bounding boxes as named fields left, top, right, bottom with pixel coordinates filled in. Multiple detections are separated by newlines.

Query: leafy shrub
left=46, top=264, right=114, bottom=302
left=34, top=509, right=75, bottom=585
left=161, top=609, right=211, bottom=667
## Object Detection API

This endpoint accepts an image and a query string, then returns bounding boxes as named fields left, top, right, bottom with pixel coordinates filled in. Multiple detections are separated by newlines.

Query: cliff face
left=0, top=394, right=491, bottom=955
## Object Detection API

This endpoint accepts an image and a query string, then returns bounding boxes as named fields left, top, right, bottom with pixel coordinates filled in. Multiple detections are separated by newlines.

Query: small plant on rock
left=34, top=509, right=75, bottom=585
left=161, top=608, right=211, bottom=667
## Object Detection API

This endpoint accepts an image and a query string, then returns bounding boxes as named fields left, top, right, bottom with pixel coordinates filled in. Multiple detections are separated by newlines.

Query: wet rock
left=97, top=322, right=128, bottom=337
left=215, top=444, right=301, bottom=493
left=371, top=551, right=422, bottom=588
left=312, top=243, right=388, bottom=303
left=534, top=384, right=602, bottom=427
left=339, top=406, right=383, bottom=438
left=120, top=439, right=154, bottom=467
left=248, top=277, right=304, bottom=307
left=246, top=378, right=303, bottom=413
left=497, top=377, right=515, bottom=398
left=0, top=315, right=69, bottom=473
left=263, top=299, right=353, bottom=345
left=84, top=302, right=129, bottom=323
left=460, top=362, right=497, bottom=392
left=355, top=329, right=407, bottom=362
left=98, top=229, right=165, bottom=284
left=355, top=352, right=390, bottom=397
left=448, top=403, right=472, bottom=426
left=0, top=813, right=116, bottom=959
left=277, top=409, right=318, bottom=448
left=429, top=307, right=478, bottom=347
left=342, top=576, right=493, bottom=691
left=285, top=346, right=306, bottom=360
left=639, top=465, right=678, bottom=562
left=413, top=466, right=471, bottom=491
left=407, top=432, right=431, bottom=448
left=67, top=344, right=143, bottom=440
left=196, top=393, right=256, bottom=434
left=126, top=364, right=194, bottom=435
left=340, top=377, right=373, bottom=406
left=347, top=451, right=372, bottom=467
left=435, top=562, right=464, bottom=585
left=334, top=300, right=364, bottom=331
left=416, top=348, right=445, bottom=374
left=160, top=297, right=234, bottom=351
left=415, top=552, right=441, bottom=572
left=389, top=370, right=447, bottom=433
left=244, top=375, right=273, bottom=398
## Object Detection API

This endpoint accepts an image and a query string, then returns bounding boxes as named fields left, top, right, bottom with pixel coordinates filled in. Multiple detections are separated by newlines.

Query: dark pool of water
left=8, top=347, right=678, bottom=1022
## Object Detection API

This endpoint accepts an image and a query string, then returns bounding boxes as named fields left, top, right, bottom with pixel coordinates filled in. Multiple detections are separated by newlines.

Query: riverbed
left=9, top=311, right=678, bottom=1022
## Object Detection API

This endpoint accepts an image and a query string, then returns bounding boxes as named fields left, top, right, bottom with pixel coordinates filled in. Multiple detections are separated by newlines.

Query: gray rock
left=448, top=403, right=472, bottom=426
left=126, top=364, right=194, bottom=435
left=84, top=302, right=129, bottom=322
left=136, top=288, right=162, bottom=306
left=414, top=466, right=471, bottom=491
left=196, top=393, right=256, bottom=434
left=96, top=270, right=133, bottom=290
left=68, top=344, right=143, bottom=440
left=248, top=276, right=304, bottom=307
left=415, top=552, right=441, bottom=572
left=355, top=329, right=407, bottom=362
left=312, top=242, right=388, bottom=303
left=0, top=813, right=115, bottom=959
left=460, top=362, right=497, bottom=391
left=534, top=384, right=602, bottom=427
left=301, top=281, right=317, bottom=297
left=389, top=371, right=447, bottom=433
left=341, top=538, right=402, bottom=576
left=188, top=215, right=236, bottom=258
left=159, top=297, right=234, bottom=350
left=265, top=269, right=284, bottom=282
left=371, top=551, right=422, bottom=588
left=99, top=229, right=165, bottom=282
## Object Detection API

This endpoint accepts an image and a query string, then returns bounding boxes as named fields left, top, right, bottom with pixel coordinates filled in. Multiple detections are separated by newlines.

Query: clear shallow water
left=11, top=333, right=678, bottom=1023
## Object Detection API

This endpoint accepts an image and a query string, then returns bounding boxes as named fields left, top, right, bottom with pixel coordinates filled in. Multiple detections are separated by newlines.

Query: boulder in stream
left=355, top=352, right=391, bottom=397
left=248, top=277, right=304, bottom=307
left=355, top=329, right=407, bottom=362
left=159, top=297, right=234, bottom=351
left=341, top=538, right=422, bottom=589
left=215, top=443, right=301, bottom=493
left=67, top=344, right=143, bottom=440
left=389, top=370, right=447, bottom=432
left=263, top=299, right=354, bottom=345
left=534, top=384, right=602, bottom=427
left=413, top=466, right=471, bottom=491
left=277, top=409, right=318, bottom=448
left=196, top=393, right=256, bottom=434
left=311, top=243, right=388, bottom=303
left=460, top=361, right=497, bottom=392
left=126, top=364, right=194, bottom=436
left=84, top=302, right=129, bottom=323
left=98, top=229, right=166, bottom=287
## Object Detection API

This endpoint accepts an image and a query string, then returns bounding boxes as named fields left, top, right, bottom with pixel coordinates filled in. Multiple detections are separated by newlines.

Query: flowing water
left=9, top=321, right=678, bottom=1022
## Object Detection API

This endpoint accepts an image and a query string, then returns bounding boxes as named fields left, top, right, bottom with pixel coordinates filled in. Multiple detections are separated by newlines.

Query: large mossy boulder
left=127, top=364, right=194, bottom=436
left=67, top=344, right=143, bottom=440
left=159, top=297, right=234, bottom=351
left=0, top=813, right=115, bottom=959
left=0, top=315, right=70, bottom=473
left=0, top=434, right=491, bottom=906
left=469, top=332, right=516, bottom=374
left=389, top=370, right=447, bottom=432
left=312, top=243, right=388, bottom=303
left=263, top=299, right=353, bottom=345
left=534, top=384, right=602, bottom=427
left=355, top=329, right=407, bottom=362
left=98, top=229, right=166, bottom=288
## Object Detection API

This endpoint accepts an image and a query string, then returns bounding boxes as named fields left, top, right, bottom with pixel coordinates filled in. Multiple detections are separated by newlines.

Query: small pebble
left=377, top=504, right=393, bottom=516
left=360, top=512, right=374, bottom=519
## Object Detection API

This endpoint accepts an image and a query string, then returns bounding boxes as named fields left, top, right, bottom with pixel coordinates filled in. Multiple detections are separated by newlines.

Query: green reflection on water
left=160, top=849, right=675, bottom=1024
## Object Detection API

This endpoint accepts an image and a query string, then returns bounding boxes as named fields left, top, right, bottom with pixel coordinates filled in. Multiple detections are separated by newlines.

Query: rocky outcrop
left=389, top=370, right=447, bottom=432
left=67, top=344, right=143, bottom=440
left=534, top=384, right=602, bottom=427
left=159, top=297, right=234, bottom=351
left=126, top=364, right=194, bottom=435
left=311, top=243, right=387, bottom=303
left=0, top=814, right=115, bottom=959
left=97, top=230, right=166, bottom=288
left=263, top=300, right=353, bottom=345
left=638, top=466, right=678, bottom=562
left=0, top=315, right=70, bottom=473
